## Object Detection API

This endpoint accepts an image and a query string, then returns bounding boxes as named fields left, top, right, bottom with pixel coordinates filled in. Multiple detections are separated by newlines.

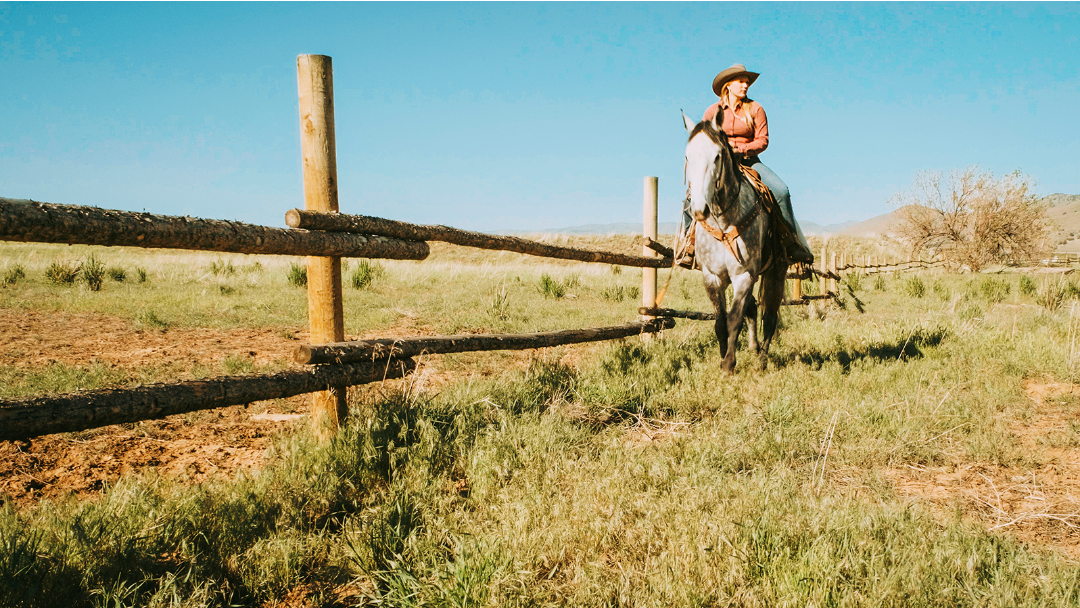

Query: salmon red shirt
left=702, top=101, right=769, bottom=157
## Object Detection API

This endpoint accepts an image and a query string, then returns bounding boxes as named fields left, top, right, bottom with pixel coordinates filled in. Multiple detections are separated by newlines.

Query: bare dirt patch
left=0, top=308, right=306, bottom=371
left=0, top=307, right=608, bottom=510
left=887, top=378, right=1080, bottom=558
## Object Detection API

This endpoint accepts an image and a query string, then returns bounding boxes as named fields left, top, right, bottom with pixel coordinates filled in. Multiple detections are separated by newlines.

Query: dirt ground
left=887, top=379, right=1080, bottom=559
left=0, top=308, right=318, bottom=507
left=0, top=308, right=556, bottom=509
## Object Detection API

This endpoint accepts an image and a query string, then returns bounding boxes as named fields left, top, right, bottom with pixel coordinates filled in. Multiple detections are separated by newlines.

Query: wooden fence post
left=830, top=251, right=838, bottom=293
left=297, top=54, right=346, bottom=437
left=820, top=243, right=828, bottom=293
left=641, top=176, right=658, bottom=341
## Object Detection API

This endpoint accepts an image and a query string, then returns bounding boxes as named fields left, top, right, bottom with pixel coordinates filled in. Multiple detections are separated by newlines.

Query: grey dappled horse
left=682, top=113, right=788, bottom=373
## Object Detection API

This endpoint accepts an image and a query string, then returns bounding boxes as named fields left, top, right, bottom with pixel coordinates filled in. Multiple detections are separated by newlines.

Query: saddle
left=682, top=163, right=797, bottom=266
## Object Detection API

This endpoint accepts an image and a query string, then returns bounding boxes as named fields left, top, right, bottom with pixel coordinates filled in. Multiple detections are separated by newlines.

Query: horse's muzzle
left=693, top=207, right=709, bottom=222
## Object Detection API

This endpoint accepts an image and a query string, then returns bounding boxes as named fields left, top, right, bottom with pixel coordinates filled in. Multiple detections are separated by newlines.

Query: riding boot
left=778, top=200, right=814, bottom=264
left=674, top=193, right=696, bottom=269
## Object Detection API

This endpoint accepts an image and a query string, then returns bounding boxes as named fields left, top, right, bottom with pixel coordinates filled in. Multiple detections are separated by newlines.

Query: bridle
left=686, top=136, right=762, bottom=264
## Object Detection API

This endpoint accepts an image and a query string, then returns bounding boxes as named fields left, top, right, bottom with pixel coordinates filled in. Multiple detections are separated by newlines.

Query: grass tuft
left=2, top=265, right=26, bottom=286
left=351, top=260, right=385, bottom=290
left=1019, top=274, right=1037, bottom=296
left=106, top=266, right=126, bottom=282
left=81, top=255, right=106, bottom=291
left=134, top=267, right=148, bottom=283
left=1036, top=278, right=1070, bottom=312
left=537, top=273, right=566, bottom=299
left=979, top=276, right=1011, bottom=303
left=209, top=259, right=237, bottom=276
left=902, top=275, right=926, bottom=298
left=137, top=310, right=170, bottom=330
left=286, top=263, right=307, bottom=288
left=45, top=260, right=81, bottom=285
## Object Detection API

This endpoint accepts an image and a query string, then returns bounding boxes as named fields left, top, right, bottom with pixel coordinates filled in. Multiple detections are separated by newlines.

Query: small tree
left=892, top=167, right=1052, bottom=271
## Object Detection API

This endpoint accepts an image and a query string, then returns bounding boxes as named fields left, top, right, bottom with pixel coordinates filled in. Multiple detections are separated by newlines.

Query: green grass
left=5, top=241, right=1080, bottom=606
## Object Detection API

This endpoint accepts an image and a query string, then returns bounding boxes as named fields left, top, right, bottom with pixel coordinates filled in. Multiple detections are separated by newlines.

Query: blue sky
left=2, top=2, right=1079, bottom=231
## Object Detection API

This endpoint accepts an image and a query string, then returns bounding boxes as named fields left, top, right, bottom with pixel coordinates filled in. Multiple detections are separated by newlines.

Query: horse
left=681, top=112, right=788, bottom=373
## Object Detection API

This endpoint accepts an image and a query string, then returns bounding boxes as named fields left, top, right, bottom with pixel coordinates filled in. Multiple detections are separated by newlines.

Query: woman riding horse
left=678, top=64, right=814, bottom=267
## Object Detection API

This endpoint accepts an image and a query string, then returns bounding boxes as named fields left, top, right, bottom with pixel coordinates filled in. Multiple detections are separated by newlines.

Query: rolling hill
left=503, top=194, right=1080, bottom=244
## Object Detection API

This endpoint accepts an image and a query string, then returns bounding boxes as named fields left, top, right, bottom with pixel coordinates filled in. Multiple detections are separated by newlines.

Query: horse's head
left=682, top=112, right=737, bottom=222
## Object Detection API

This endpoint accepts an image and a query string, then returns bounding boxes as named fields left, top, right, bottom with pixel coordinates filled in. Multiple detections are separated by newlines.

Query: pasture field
left=3, top=237, right=1080, bottom=606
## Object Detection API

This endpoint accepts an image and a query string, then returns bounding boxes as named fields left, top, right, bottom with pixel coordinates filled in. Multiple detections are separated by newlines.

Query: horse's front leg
left=722, top=273, right=756, bottom=374
left=702, top=270, right=729, bottom=356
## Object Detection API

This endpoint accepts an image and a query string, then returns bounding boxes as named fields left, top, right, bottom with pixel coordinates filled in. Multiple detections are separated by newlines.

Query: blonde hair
left=719, top=81, right=754, bottom=132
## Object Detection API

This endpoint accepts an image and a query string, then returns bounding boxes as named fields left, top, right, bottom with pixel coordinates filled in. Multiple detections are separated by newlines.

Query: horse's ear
left=681, top=110, right=695, bottom=133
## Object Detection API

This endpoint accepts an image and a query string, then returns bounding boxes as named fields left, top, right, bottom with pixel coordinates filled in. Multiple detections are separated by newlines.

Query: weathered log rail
left=0, top=359, right=415, bottom=441
left=297, top=318, right=675, bottom=365
left=285, top=209, right=672, bottom=268
left=0, top=198, right=430, bottom=260
left=637, top=307, right=717, bottom=321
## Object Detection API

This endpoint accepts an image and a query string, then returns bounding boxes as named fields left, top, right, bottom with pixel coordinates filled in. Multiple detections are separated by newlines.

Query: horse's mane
left=688, top=120, right=728, bottom=148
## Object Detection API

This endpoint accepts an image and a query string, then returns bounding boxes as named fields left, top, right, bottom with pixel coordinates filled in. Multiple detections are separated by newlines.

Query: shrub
left=2, top=265, right=26, bottom=286
left=903, top=275, right=926, bottom=299
left=106, top=266, right=127, bottom=282
left=81, top=255, right=105, bottom=291
left=537, top=273, right=566, bottom=299
left=287, top=263, right=307, bottom=288
left=979, top=276, right=1011, bottom=304
left=45, top=260, right=81, bottom=285
left=610, top=265, right=622, bottom=275
left=873, top=274, right=887, bottom=292
left=219, top=285, right=237, bottom=295
left=135, top=267, right=149, bottom=283
left=893, top=168, right=1050, bottom=271
left=351, top=260, right=385, bottom=290
left=1019, top=274, right=1037, bottom=296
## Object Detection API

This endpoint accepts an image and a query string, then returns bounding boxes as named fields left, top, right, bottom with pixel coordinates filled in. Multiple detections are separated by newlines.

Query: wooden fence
left=0, top=55, right=689, bottom=441
left=0, top=55, right=965, bottom=441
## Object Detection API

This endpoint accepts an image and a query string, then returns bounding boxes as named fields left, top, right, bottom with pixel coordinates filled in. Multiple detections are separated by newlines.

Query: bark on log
left=637, top=307, right=717, bottom=321
left=296, top=318, right=676, bottom=364
left=642, top=237, right=674, bottom=259
left=0, top=359, right=415, bottom=441
left=285, top=209, right=671, bottom=268
left=0, top=198, right=429, bottom=260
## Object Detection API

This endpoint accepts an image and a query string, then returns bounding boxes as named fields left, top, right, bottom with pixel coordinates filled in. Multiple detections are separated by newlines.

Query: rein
left=696, top=161, right=774, bottom=265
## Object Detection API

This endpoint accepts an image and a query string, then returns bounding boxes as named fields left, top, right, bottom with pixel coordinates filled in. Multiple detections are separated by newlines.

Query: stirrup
left=673, top=231, right=696, bottom=269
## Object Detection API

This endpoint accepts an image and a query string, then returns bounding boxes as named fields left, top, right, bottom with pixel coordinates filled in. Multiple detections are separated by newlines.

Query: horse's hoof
left=758, top=355, right=769, bottom=371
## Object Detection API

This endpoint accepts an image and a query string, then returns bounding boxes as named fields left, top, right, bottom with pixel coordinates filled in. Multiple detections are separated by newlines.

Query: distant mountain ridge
left=503, top=219, right=870, bottom=237
left=501, top=193, right=1079, bottom=239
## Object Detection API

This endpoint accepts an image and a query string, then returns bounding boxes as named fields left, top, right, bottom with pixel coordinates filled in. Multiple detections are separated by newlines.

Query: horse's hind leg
left=702, top=271, right=728, bottom=355
left=756, top=265, right=787, bottom=370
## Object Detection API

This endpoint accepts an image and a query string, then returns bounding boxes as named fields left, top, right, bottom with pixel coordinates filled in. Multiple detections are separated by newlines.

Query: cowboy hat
left=712, top=64, right=760, bottom=97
